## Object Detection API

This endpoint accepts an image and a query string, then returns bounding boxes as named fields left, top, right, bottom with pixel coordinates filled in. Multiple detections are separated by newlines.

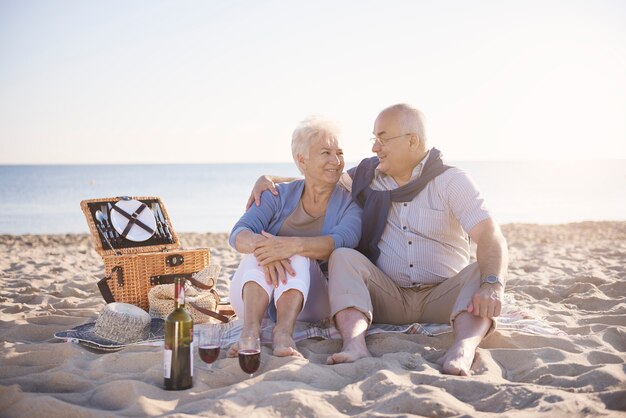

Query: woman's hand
left=253, top=231, right=301, bottom=264
left=252, top=232, right=296, bottom=287
left=262, top=259, right=295, bottom=287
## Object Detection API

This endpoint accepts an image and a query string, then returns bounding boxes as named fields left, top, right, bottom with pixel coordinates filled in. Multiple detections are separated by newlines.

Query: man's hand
left=262, top=259, right=295, bottom=287
left=467, top=284, right=503, bottom=318
left=467, top=218, right=508, bottom=319
left=246, top=176, right=278, bottom=210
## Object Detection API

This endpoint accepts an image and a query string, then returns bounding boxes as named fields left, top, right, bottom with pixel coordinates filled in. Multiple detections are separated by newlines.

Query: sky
left=1, top=0, right=625, bottom=164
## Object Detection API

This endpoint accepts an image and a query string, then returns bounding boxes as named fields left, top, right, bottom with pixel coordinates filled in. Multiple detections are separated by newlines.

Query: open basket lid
left=80, top=196, right=181, bottom=257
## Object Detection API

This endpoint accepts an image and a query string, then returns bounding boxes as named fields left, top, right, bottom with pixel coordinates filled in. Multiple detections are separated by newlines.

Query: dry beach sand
left=1, top=222, right=625, bottom=417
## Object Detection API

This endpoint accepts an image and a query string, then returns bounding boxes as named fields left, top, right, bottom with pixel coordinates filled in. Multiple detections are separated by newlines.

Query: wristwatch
left=481, top=275, right=504, bottom=287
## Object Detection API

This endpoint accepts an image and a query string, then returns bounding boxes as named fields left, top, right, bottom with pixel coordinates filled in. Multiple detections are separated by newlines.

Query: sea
left=0, top=161, right=624, bottom=234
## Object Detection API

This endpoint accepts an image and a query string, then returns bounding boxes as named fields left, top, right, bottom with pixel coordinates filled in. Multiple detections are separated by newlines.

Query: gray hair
left=380, top=103, right=427, bottom=144
left=291, top=116, right=341, bottom=174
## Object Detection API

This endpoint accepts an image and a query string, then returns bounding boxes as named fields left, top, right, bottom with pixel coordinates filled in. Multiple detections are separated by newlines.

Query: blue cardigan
left=229, top=180, right=362, bottom=251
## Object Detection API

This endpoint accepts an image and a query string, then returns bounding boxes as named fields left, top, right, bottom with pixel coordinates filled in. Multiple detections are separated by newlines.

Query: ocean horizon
left=1, top=160, right=625, bottom=235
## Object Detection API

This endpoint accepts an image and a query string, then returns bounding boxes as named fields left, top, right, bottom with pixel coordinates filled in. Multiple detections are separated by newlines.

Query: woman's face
left=301, top=135, right=344, bottom=185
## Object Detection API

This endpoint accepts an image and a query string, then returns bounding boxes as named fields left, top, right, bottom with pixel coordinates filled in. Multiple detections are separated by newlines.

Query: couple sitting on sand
left=226, top=103, right=508, bottom=376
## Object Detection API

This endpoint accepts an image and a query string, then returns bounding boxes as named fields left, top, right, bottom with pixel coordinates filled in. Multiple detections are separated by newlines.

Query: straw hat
left=55, top=302, right=165, bottom=351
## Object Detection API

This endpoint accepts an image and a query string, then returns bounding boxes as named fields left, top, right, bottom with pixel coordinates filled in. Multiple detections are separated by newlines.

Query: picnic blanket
left=205, top=306, right=566, bottom=347
left=57, top=296, right=566, bottom=350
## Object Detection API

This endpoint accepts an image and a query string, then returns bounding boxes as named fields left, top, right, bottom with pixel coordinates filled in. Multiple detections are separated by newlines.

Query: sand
left=1, top=222, right=625, bottom=417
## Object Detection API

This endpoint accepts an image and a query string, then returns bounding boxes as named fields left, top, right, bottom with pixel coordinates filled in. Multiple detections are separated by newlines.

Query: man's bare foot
left=439, top=341, right=478, bottom=376
left=272, top=329, right=303, bottom=358
left=326, top=343, right=371, bottom=365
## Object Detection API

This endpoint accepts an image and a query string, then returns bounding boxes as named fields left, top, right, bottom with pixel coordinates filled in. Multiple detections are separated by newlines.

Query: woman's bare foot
left=438, top=341, right=478, bottom=376
left=226, top=342, right=239, bottom=358
left=272, top=329, right=303, bottom=358
left=228, top=328, right=260, bottom=358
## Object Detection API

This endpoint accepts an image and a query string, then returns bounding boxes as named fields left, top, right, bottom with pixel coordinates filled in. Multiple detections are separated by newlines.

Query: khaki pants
left=328, top=248, right=495, bottom=333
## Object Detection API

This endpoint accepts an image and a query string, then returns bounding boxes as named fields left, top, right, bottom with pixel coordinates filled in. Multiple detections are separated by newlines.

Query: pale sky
left=1, top=0, right=625, bottom=164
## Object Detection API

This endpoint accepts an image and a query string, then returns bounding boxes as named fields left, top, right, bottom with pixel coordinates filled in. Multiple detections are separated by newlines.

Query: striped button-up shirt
left=343, top=150, right=491, bottom=287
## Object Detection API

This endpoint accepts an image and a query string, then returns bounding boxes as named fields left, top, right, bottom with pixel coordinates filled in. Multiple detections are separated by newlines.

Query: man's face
left=371, top=111, right=412, bottom=178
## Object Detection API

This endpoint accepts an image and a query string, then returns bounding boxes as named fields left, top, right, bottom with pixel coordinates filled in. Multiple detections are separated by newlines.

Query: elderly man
left=250, top=104, right=508, bottom=375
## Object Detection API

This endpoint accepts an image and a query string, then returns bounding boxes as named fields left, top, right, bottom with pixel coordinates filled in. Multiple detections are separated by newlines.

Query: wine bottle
left=163, top=277, right=194, bottom=390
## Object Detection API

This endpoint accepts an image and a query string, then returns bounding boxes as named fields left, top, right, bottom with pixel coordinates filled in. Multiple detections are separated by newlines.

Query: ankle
left=241, top=325, right=261, bottom=339
left=341, top=338, right=368, bottom=352
left=272, top=325, right=294, bottom=336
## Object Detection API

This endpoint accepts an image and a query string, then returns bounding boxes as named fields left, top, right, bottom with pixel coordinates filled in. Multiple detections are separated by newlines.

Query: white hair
left=380, top=103, right=427, bottom=144
left=291, top=116, right=341, bottom=174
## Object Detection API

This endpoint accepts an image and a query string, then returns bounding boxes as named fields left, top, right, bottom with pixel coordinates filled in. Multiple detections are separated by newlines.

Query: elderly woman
left=227, top=116, right=361, bottom=358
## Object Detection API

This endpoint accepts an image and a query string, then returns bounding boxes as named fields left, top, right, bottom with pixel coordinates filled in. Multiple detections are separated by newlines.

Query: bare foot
left=227, top=342, right=239, bottom=358
left=439, top=342, right=478, bottom=376
left=326, top=343, right=371, bottom=365
left=228, top=328, right=260, bottom=358
left=272, top=330, right=303, bottom=358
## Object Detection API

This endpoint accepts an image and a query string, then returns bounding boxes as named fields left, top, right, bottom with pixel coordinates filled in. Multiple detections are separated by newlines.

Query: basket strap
left=97, top=276, right=116, bottom=303
left=111, top=203, right=155, bottom=236
left=189, top=301, right=233, bottom=323
left=97, top=266, right=124, bottom=303
left=150, top=273, right=215, bottom=290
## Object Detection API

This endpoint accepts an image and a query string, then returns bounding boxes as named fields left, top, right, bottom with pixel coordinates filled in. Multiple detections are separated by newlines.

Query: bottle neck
left=174, top=279, right=185, bottom=309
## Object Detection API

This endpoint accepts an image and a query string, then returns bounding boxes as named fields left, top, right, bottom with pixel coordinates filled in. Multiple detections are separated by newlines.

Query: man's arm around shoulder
left=246, top=175, right=300, bottom=209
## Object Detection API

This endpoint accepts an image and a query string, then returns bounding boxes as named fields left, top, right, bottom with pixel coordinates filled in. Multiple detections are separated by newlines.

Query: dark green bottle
left=163, top=277, right=194, bottom=390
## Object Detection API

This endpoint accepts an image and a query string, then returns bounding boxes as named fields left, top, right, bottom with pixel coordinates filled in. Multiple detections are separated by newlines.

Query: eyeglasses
left=369, top=133, right=413, bottom=146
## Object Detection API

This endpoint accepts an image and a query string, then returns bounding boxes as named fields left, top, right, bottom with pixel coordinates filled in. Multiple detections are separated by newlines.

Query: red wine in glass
left=238, top=349, right=261, bottom=376
left=198, top=326, right=221, bottom=370
left=199, top=345, right=220, bottom=364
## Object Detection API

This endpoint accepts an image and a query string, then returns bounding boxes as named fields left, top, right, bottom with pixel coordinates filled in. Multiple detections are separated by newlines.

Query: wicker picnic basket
left=81, top=196, right=213, bottom=311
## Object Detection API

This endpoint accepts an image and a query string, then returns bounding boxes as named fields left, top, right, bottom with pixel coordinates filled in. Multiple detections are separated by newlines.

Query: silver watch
left=481, top=275, right=503, bottom=286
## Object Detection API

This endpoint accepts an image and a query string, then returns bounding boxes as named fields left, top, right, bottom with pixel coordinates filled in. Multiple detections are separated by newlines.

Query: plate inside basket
left=110, top=199, right=157, bottom=242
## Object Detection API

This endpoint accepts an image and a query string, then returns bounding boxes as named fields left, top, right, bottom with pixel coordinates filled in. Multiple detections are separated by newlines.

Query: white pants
left=229, top=253, right=330, bottom=323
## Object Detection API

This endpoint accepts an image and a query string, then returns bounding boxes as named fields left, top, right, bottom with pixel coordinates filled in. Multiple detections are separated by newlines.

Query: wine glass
left=198, top=325, right=221, bottom=370
left=238, top=336, right=261, bottom=378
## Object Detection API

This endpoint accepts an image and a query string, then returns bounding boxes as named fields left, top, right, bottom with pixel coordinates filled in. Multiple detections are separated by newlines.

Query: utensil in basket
left=151, top=202, right=166, bottom=242
left=101, top=204, right=118, bottom=245
left=95, top=210, right=116, bottom=251
left=154, top=203, right=173, bottom=243
left=95, top=210, right=109, bottom=238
